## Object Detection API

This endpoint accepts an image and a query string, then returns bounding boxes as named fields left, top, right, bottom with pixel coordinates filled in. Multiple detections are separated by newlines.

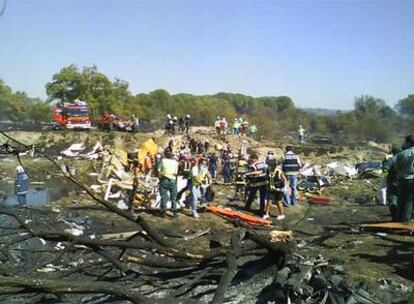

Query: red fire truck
left=52, top=99, right=91, bottom=130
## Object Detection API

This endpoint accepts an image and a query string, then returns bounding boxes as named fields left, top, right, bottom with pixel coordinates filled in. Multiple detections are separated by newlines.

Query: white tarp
left=326, top=162, right=357, bottom=177
left=61, top=143, right=85, bottom=157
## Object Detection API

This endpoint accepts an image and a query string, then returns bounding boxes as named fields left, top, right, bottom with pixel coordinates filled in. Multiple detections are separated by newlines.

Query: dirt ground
left=0, top=129, right=413, bottom=303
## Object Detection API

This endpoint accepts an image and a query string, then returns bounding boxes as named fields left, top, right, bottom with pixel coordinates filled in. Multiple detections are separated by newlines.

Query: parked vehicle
left=96, top=113, right=138, bottom=132
left=52, top=99, right=91, bottom=130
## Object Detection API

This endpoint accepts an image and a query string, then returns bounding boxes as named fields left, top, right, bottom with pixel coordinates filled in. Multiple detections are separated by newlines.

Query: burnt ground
left=0, top=130, right=412, bottom=303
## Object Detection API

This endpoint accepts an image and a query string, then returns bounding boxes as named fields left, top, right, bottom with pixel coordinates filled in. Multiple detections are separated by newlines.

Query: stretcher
left=307, top=195, right=333, bottom=205
left=360, top=222, right=414, bottom=231
left=206, top=206, right=272, bottom=226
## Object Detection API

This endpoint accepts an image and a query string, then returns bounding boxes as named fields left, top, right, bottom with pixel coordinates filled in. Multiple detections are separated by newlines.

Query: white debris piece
left=64, top=228, right=84, bottom=236
left=117, top=200, right=128, bottom=210
left=61, top=143, right=85, bottom=157
left=37, top=264, right=68, bottom=272
left=326, top=161, right=357, bottom=177
left=55, top=242, right=65, bottom=251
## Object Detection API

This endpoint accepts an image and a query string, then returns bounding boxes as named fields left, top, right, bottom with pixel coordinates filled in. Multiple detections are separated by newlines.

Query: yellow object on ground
left=268, top=230, right=294, bottom=243
left=138, top=139, right=158, bottom=165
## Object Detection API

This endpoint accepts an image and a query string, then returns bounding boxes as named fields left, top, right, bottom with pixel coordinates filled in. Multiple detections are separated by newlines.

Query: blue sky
left=0, top=0, right=413, bottom=109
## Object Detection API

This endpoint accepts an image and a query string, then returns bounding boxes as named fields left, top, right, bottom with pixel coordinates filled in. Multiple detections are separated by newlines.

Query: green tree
left=397, top=94, right=414, bottom=116
left=46, top=65, right=131, bottom=117
left=28, top=102, right=52, bottom=124
left=353, top=95, right=398, bottom=142
left=0, top=79, right=30, bottom=121
left=45, top=65, right=87, bottom=102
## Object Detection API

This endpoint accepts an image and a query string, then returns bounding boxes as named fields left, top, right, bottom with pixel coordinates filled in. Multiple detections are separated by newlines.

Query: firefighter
left=263, top=164, right=286, bottom=220
left=177, top=152, right=193, bottom=203
left=184, top=114, right=191, bottom=134
left=229, top=153, right=238, bottom=181
left=245, top=153, right=268, bottom=216
left=233, top=155, right=249, bottom=200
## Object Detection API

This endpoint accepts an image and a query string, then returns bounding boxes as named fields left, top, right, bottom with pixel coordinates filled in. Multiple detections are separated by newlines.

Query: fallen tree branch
left=211, top=229, right=245, bottom=304
left=0, top=275, right=195, bottom=304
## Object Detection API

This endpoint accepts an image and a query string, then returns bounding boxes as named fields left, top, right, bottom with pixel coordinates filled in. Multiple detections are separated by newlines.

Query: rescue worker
left=197, top=142, right=205, bottom=155
left=265, top=151, right=277, bottom=169
left=233, top=155, right=249, bottom=200
left=15, top=165, right=29, bottom=206
left=153, top=153, right=162, bottom=176
left=282, top=146, right=302, bottom=206
left=220, top=117, right=228, bottom=134
left=298, top=125, right=306, bottom=144
left=232, top=119, right=240, bottom=135
left=249, top=124, right=258, bottom=140
left=143, top=152, right=153, bottom=175
left=179, top=152, right=193, bottom=179
left=245, top=153, right=267, bottom=216
left=240, top=139, right=249, bottom=156
left=172, top=116, right=178, bottom=134
left=229, top=153, right=238, bottom=181
left=214, top=117, right=221, bottom=134
left=208, top=152, right=218, bottom=179
left=167, top=139, right=175, bottom=154
left=189, top=138, right=198, bottom=154
left=204, top=141, right=210, bottom=153
left=384, top=145, right=400, bottom=221
left=184, top=114, right=190, bottom=133
left=157, top=150, right=179, bottom=216
left=241, top=120, right=249, bottom=136
left=263, top=164, right=286, bottom=220
left=177, top=152, right=193, bottom=202
left=394, top=135, right=414, bottom=223
left=165, top=119, right=174, bottom=135
left=222, top=154, right=232, bottom=185
left=131, top=114, right=139, bottom=133
left=191, top=158, right=211, bottom=218
left=165, top=114, right=172, bottom=135
left=178, top=117, right=185, bottom=133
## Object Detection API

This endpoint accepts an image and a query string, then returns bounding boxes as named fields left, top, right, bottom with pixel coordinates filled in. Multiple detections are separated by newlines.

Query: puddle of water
left=1, top=183, right=71, bottom=206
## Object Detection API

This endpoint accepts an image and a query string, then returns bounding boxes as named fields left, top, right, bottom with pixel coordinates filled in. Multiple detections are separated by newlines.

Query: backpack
left=205, top=185, right=215, bottom=202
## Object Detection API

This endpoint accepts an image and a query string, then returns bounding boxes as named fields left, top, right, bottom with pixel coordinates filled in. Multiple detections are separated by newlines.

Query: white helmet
left=167, top=114, right=171, bottom=119
left=16, top=165, right=25, bottom=173
left=186, top=114, right=190, bottom=118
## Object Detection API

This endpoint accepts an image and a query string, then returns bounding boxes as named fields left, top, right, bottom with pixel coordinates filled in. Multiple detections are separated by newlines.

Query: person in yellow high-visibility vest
left=157, top=149, right=179, bottom=216
left=190, top=158, right=211, bottom=218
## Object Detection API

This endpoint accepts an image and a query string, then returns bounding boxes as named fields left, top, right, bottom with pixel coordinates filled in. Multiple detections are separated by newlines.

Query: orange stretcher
left=360, top=222, right=414, bottom=231
left=307, top=195, right=333, bottom=205
left=206, top=206, right=272, bottom=226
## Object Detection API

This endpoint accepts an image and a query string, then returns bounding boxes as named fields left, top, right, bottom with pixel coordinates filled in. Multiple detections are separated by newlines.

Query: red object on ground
left=307, top=195, right=333, bottom=205
left=206, top=206, right=272, bottom=226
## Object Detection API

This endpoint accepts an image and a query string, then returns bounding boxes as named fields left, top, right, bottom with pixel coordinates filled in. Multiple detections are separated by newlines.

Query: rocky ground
left=0, top=129, right=412, bottom=303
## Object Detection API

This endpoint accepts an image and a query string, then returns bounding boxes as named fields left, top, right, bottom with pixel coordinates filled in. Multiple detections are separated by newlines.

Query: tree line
left=1, top=64, right=413, bottom=142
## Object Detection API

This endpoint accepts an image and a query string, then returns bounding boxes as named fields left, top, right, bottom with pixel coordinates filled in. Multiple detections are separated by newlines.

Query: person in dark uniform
left=263, top=165, right=286, bottom=220
left=245, top=153, right=267, bottom=216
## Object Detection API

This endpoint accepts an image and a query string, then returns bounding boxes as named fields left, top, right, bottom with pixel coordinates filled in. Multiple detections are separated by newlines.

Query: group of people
left=154, top=137, right=214, bottom=217
left=146, top=134, right=303, bottom=220
left=165, top=114, right=190, bottom=135
left=382, top=135, right=414, bottom=223
left=214, top=116, right=258, bottom=139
